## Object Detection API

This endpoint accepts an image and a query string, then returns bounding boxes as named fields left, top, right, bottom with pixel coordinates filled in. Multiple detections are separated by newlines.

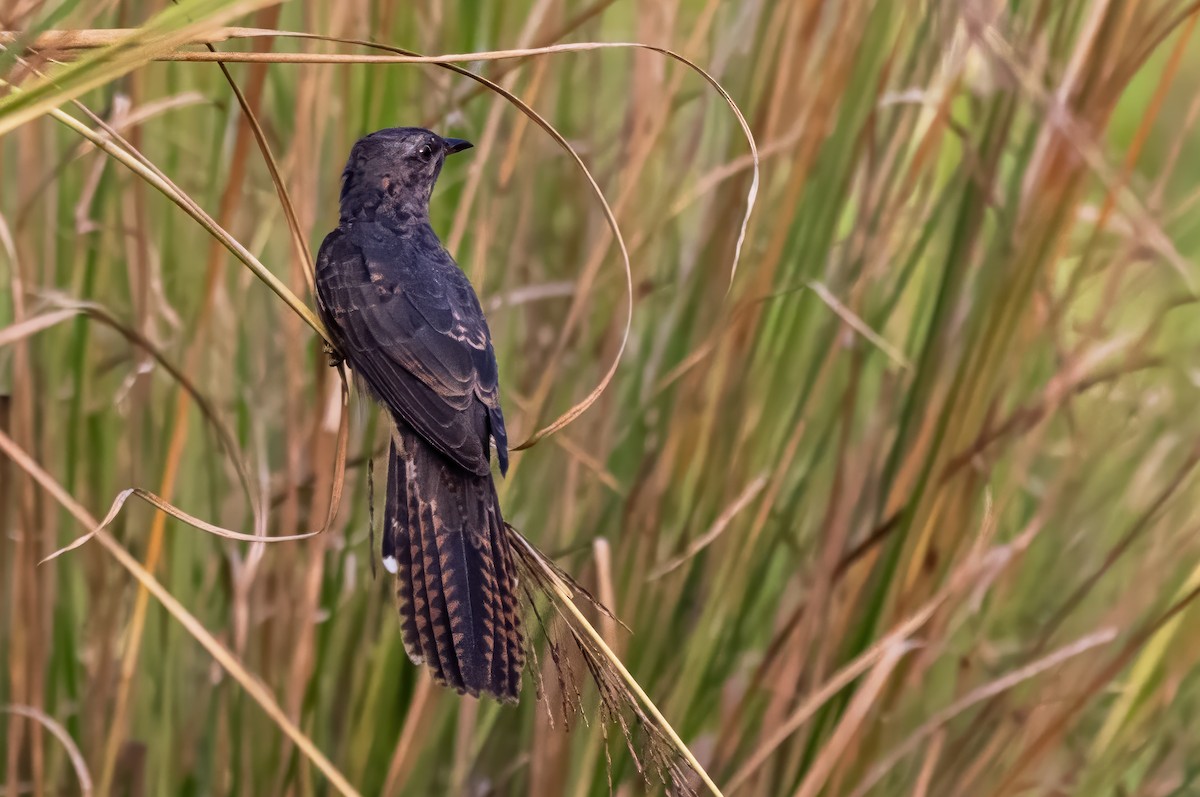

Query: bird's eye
left=416, top=143, right=433, bottom=161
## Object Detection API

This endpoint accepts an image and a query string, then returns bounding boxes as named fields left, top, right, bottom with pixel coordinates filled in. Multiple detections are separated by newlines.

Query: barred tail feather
left=385, top=440, right=422, bottom=665
left=490, top=498, right=524, bottom=700
left=400, top=440, right=446, bottom=684
left=387, top=424, right=524, bottom=702
left=417, top=490, right=464, bottom=688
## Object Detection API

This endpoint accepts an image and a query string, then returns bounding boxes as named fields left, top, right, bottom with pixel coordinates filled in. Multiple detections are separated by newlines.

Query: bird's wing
left=316, top=228, right=509, bottom=476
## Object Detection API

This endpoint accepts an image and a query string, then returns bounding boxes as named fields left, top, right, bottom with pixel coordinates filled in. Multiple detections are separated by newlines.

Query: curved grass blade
left=0, top=299, right=264, bottom=539
left=0, top=427, right=361, bottom=797
left=0, top=705, right=92, bottom=796
left=42, top=486, right=321, bottom=564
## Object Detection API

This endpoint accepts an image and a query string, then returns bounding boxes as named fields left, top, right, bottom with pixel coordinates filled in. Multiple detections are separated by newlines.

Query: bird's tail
left=383, top=425, right=524, bottom=702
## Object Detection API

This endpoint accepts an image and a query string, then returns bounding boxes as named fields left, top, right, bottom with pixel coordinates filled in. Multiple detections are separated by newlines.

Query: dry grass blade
left=0, top=705, right=92, bottom=796
left=648, top=474, right=768, bottom=579
left=508, top=527, right=723, bottom=796
left=0, top=298, right=266, bottom=533
left=807, top=281, right=912, bottom=369
left=198, top=34, right=316, bottom=288
left=42, top=486, right=321, bottom=564
left=12, top=91, right=208, bottom=228
left=0, top=308, right=79, bottom=346
left=0, top=81, right=331, bottom=342
left=988, top=580, right=1200, bottom=797
left=847, top=628, right=1119, bottom=797
left=0, top=426, right=361, bottom=797
left=725, top=523, right=1043, bottom=792
left=980, top=25, right=1198, bottom=292
left=724, top=598, right=942, bottom=792
left=793, top=639, right=917, bottom=797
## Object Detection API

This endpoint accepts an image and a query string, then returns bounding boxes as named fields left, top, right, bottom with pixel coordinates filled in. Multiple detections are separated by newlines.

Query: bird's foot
left=322, top=340, right=344, bottom=368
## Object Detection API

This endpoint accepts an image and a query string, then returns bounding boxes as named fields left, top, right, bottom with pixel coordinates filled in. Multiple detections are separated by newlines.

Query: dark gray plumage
left=315, top=127, right=523, bottom=702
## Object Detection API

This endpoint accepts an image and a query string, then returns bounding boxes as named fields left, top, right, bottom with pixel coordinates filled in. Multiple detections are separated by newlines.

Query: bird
left=314, top=127, right=524, bottom=703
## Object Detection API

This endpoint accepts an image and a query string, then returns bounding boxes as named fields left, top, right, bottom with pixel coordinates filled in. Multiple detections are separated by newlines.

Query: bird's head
left=338, top=127, right=473, bottom=225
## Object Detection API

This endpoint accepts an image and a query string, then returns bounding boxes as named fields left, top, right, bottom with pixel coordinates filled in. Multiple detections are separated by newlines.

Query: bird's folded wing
left=317, top=232, right=507, bottom=476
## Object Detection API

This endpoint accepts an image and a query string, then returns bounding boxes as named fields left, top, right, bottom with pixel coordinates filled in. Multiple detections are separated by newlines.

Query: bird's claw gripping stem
left=323, top=340, right=344, bottom=368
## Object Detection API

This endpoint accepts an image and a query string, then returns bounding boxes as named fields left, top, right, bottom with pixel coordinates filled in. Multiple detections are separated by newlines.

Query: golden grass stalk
left=510, top=530, right=725, bottom=795
left=0, top=426, right=360, bottom=796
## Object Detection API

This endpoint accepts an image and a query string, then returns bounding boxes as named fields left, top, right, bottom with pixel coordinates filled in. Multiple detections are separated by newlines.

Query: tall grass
left=5, top=1, right=1200, bottom=795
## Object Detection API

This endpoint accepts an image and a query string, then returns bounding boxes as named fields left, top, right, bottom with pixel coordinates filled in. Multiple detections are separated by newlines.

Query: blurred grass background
left=6, top=1, right=1200, bottom=795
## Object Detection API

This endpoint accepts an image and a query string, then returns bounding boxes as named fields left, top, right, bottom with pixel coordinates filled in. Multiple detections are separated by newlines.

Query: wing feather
left=316, top=227, right=508, bottom=476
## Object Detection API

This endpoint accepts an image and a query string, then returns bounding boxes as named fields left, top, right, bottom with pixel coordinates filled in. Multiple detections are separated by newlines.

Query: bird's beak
left=442, top=137, right=473, bottom=155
